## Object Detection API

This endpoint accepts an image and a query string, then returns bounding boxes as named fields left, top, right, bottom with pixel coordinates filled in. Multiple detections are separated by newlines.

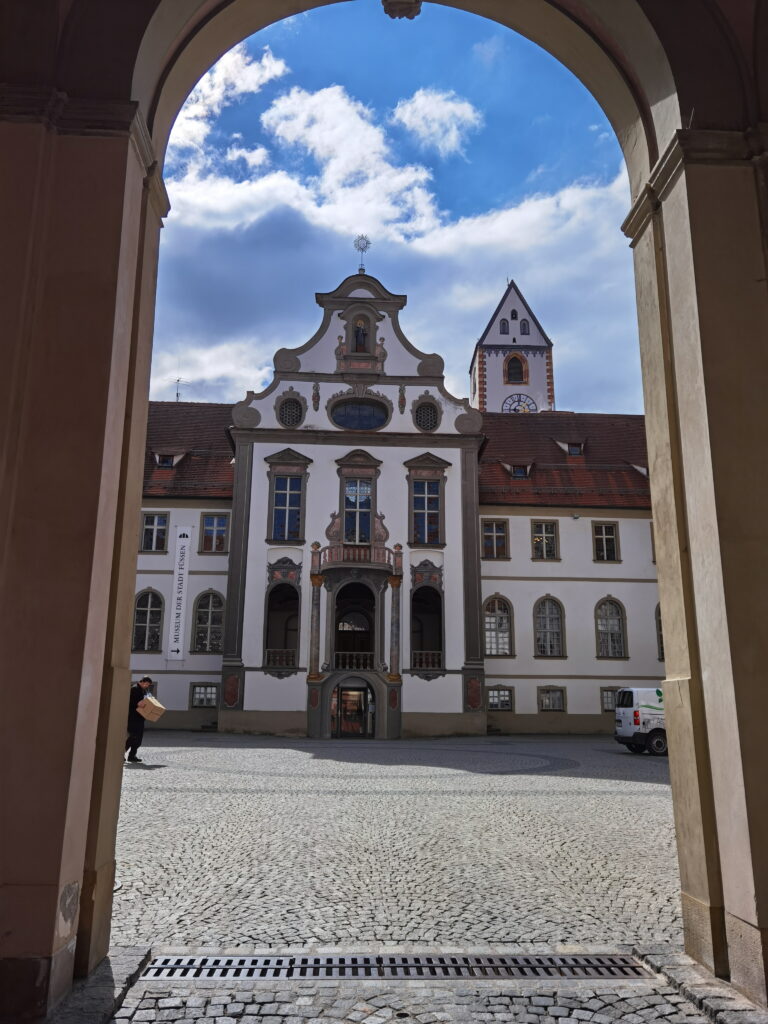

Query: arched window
left=520, top=318, right=530, bottom=335
left=511, top=309, right=518, bottom=320
left=534, top=597, right=564, bottom=657
left=484, top=597, right=512, bottom=656
left=656, top=604, right=665, bottom=661
left=500, top=318, right=509, bottom=335
left=505, top=355, right=525, bottom=384
left=192, top=591, right=225, bottom=653
left=132, top=590, right=163, bottom=652
left=596, top=598, right=627, bottom=658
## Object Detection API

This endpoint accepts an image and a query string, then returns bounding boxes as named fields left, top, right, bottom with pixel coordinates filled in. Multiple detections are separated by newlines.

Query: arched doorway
left=4, top=1, right=768, bottom=1014
left=334, top=582, right=375, bottom=671
left=330, top=679, right=376, bottom=738
left=264, top=583, right=300, bottom=670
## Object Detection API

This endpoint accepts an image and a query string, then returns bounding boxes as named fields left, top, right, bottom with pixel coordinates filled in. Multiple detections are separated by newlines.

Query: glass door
left=331, top=685, right=375, bottom=738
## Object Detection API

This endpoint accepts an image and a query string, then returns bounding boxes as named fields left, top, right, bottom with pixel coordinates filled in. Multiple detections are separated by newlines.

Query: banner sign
left=167, top=526, right=192, bottom=659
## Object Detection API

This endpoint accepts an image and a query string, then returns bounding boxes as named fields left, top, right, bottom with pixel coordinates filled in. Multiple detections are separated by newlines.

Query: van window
left=616, top=691, right=635, bottom=708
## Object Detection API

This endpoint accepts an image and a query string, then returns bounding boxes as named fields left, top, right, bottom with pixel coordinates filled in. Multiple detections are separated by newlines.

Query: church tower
left=469, top=280, right=555, bottom=413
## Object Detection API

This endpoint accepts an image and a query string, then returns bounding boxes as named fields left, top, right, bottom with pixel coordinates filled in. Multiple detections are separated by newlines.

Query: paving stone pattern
left=113, top=735, right=681, bottom=950
left=109, top=977, right=715, bottom=1024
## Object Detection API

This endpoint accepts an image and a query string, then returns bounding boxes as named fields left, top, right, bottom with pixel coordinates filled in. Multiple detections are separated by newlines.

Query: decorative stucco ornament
left=382, top=0, right=422, bottom=17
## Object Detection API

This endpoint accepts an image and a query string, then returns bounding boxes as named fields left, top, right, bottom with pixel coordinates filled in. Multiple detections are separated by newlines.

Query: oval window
left=330, top=399, right=389, bottom=430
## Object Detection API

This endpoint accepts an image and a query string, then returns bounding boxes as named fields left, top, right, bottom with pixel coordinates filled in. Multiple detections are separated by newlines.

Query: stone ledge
left=635, top=947, right=768, bottom=1024
left=47, top=946, right=151, bottom=1024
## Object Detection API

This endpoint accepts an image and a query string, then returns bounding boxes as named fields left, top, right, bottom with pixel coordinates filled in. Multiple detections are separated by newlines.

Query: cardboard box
left=137, top=694, right=166, bottom=722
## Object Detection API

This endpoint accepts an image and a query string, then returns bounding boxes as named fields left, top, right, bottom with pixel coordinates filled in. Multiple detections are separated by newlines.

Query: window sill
left=531, top=557, right=561, bottom=562
left=593, top=559, right=623, bottom=564
left=481, top=556, right=511, bottom=561
left=189, top=651, right=224, bottom=656
left=138, top=549, right=168, bottom=555
left=596, top=656, right=630, bottom=661
left=538, top=708, right=567, bottom=713
left=265, top=538, right=306, bottom=545
left=131, top=650, right=164, bottom=655
left=533, top=655, right=568, bottom=659
left=408, top=542, right=446, bottom=549
left=198, top=550, right=230, bottom=556
left=484, top=653, right=516, bottom=659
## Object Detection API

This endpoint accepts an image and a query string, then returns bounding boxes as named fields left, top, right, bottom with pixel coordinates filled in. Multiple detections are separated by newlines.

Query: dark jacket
left=127, top=683, right=148, bottom=733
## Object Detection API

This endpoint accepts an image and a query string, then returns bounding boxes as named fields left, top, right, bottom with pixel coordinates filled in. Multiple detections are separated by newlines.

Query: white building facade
left=130, top=274, right=663, bottom=737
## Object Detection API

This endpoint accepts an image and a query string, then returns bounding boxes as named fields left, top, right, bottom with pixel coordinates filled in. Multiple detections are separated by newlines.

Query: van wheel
left=627, top=743, right=645, bottom=754
left=646, top=730, right=668, bottom=756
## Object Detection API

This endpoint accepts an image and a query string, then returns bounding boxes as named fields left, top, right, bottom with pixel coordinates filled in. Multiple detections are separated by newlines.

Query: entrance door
left=330, top=684, right=376, bottom=738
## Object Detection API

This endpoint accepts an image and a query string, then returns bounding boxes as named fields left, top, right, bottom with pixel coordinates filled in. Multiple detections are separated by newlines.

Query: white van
left=614, top=686, right=667, bottom=755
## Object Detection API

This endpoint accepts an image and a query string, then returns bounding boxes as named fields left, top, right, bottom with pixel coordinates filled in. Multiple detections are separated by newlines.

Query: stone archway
left=2, top=2, right=768, bottom=1017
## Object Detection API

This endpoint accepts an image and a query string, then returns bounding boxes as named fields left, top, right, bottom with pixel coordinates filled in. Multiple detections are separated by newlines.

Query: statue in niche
left=353, top=319, right=368, bottom=352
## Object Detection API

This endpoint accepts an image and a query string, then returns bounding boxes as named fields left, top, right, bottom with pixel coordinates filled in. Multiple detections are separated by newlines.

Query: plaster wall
left=401, top=674, right=463, bottom=713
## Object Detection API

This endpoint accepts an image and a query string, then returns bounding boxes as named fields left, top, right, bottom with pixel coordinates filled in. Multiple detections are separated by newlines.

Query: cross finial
left=353, top=234, right=372, bottom=274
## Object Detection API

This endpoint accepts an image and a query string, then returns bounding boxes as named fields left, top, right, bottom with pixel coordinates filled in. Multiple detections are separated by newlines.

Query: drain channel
left=143, top=954, right=652, bottom=981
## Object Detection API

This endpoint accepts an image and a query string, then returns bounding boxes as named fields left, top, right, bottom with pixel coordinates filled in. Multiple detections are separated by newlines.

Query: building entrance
left=330, top=683, right=376, bottom=738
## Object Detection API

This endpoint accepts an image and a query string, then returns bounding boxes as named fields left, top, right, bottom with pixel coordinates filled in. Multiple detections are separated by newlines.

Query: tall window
left=500, top=318, right=509, bottom=334
left=482, top=520, right=508, bottom=559
left=535, top=597, right=564, bottom=657
left=532, top=521, right=558, bottom=560
left=201, top=513, right=229, bottom=553
left=506, top=356, right=524, bottom=383
left=596, top=598, right=626, bottom=658
left=344, top=478, right=372, bottom=543
left=538, top=687, right=565, bottom=711
left=413, top=480, right=441, bottom=545
left=593, top=522, right=619, bottom=561
left=192, top=591, right=224, bottom=653
left=272, top=476, right=302, bottom=541
left=132, top=591, right=163, bottom=652
left=656, top=604, right=665, bottom=660
left=141, top=512, right=168, bottom=552
left=484, top=597, right=512, bottom=656
left=520, top=318, right=530, bottom=335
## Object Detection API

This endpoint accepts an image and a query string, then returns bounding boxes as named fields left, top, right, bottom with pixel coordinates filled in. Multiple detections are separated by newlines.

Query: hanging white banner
left=167, top=526, right=193, bottom=659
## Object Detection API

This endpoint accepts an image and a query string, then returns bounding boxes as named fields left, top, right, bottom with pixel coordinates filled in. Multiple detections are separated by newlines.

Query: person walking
left=126, top=676, right=154, bottom=763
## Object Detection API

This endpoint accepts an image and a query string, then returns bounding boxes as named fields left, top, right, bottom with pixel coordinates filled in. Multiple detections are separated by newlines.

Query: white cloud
left=472, top=36, right=505, bottom=67
left=167, top=44, right=289, bottom=162
left=391, top=88, right=483, bottom=157
left=151, top=340, right=274, bottom=402
left=226, top=145, right=271, bottom=170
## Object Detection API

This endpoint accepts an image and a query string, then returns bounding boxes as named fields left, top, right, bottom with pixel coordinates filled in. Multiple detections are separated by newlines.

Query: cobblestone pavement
left=110, top=976, right=718, bottom=1024
left=113, top=734, right=681, bottom=950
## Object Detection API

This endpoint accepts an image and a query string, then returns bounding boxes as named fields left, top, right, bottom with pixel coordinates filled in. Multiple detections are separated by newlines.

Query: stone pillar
left=625, top=129, right=768, bottom=1005
left=387, top=575, right=402, bottom=682
left=0, top=94, right=156, bottom=1020
left=221, top=434, right=254, bottom=712
left=308, top=544, right=324, bottom=681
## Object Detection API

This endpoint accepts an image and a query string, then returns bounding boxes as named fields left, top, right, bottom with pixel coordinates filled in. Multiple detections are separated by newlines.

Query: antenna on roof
left=174, top=377, right=192, bottom=402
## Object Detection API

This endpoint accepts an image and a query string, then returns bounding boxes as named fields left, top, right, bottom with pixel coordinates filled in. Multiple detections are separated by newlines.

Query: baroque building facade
left=132, top=272, right=662, bottom=738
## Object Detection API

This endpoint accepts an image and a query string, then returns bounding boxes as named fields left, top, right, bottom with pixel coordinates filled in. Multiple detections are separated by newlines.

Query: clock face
left=502, top=393, right=538, bottom=413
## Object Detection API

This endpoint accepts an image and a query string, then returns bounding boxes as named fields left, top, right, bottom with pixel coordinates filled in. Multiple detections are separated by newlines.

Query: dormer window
left=155, top=454, right=176, bottom=468
left=511, top=465, right=528, bottom=479
left=567, top=443, right=583, bottom=456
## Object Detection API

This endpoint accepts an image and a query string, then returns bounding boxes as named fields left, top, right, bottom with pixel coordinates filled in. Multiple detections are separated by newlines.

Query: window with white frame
left=488, top=688, right=514, bottom=710
left=132, top=590, right=163, bottom=652
left=534, top=597, right=564, bottom=656
left=596, top=598, right=627, bottom=658
left=601, top=688, right=619, bottom=712
left=141, top=512, right=168, bottom=552
left=593, top=522, right=619, bottom=561
left=192, top=591, right=225, bottom=653
left=191, top=684, right=218, bottom=708
left=344, top=478, right=372, bottom=543
left=482, top=520, right=508, bottom=559
left=412, top=479, right=441, bottom=545
left=484, top=597, right=512, bottom=655
left=201, top=513, right=229, bottom=553
left=272, top=476, right=303, bottom=541
left=532, top=521, right=558, bottom=560
left=538, top=687, right=565, bottom=711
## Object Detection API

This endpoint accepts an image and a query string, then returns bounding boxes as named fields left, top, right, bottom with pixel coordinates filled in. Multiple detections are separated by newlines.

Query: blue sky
left=152, top=1, right=640, bottom=412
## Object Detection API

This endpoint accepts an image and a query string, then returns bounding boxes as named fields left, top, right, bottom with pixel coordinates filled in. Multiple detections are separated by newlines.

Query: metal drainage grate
left=143, top=954, right=652, bottom=981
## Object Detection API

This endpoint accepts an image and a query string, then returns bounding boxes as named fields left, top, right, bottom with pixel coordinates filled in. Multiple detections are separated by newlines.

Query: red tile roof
left=143, top=402, right=233, bottom=499
left=479, top=411, right=650, bottom=509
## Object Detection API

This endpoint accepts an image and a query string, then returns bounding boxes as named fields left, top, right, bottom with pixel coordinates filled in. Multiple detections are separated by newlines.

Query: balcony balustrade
left=265, top=649, right=297, bottom=668
left=411, top=650, right=443, bottom=670
left=335, top=651, right=374, bottom=671
left=311, top=542, right=403, bottom=574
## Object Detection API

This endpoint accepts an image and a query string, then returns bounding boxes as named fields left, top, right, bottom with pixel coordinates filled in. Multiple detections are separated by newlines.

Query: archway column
left=625, top=129, right=768, bottom=1004
left=0, top=93, right=161, bottom=1019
